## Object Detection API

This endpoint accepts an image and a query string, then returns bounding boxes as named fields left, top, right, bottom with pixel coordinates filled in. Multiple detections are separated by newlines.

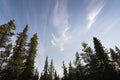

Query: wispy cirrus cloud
left=51, top=0, right=70, bottom=51
left=102, top=19, right=120, bottom=35
left=86, top=0, right=105, bottom=31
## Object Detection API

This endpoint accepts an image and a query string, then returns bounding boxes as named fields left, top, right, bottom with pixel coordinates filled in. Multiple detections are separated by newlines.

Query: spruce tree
left=93, top=37, right=119, bottom=80
left=74, top=52, right=85, bottom=80
left=0, top=20, right=16, bottom=70
left=62, top=61, right=68, bottom=80
left=93, top=37, right=108, bottom=65
left=20, top=33, right=38, bottom=80
left=0, top=20, right=16, bottom=80
left=54, top=71, right=59, bottom=80
left=115, top=46, right=120, bottom=67
left=68, top=61, right=75, bottom=80
left=42, top=56, right=49, bottom=80
left=33, top=69, right=39, bottom=80
left=40, top=73, right=44, bottom=80
left=48, top=59, right=55, bottom=80
left=3, top=25, right=28, bottom=80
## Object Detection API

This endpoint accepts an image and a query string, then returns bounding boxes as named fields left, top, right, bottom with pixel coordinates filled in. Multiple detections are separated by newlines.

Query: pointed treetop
left=23, top=25, right=28, bottom=33
left=8, top=19, right=16, bottom=30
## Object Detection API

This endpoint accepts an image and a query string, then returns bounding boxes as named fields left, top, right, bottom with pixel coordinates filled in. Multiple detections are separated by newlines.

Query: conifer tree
left=93, top=37, right=108, bottom=65
left=33, top=69, right=39, bottom=80
left=48, top=59, right=55, bottom=80
left=0, top=20, right=16, bottom=70
left=42, top=56, right=49, bottom=80
left=68, top=61, right=75, bottom=80
left=0, top=20, right=16, bottom=80
left=20, top=33, right=38, bottom=80
left=115, top=46, right=120, bottom=67
left=54, top=71, right=59, bottom=80
left=74, top=52, right=85, bottom=80
left=40, top=73, right=44, bottom=80
left=93, top=37, right=119, bottom=80
left=3, top=25, right=28, bottom=80
left=62, top=61, right=68, bottom=80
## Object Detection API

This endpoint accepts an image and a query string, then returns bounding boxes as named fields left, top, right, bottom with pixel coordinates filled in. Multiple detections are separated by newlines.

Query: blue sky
left=0, top=0, right=120, bottom=76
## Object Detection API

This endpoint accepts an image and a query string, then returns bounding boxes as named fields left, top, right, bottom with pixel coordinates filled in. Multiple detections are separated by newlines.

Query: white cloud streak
left=102, top=19, right=120, bottom=35
left=86, top=0, right=105, bottom=31
left=51, top=0, right=70, bottom=51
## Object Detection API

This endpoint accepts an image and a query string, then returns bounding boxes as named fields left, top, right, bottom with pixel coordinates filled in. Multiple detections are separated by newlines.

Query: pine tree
left=42, top=56, right=49, bottom=80
left=93, top=37, right=119, bottom=80
left=40, top=73, right=44, bottom=80
left=0, top=20, right=16, bottom=70
left=33, top=69, right=39, bottom=80
left=54, top=71, right=59, bottom=80
left=74, top=52, right=85, bottom=80
left=0, top=20, right=16, bottom=80
left=3, top=25, right=28, bottom=80
left=48, top=59, right=55, bottom=80
left=93, top=37, right=108, bottom=65
left=81, top=42, right=96, bottom=80
left=62, top=61, right=68, bottom=80
left=115, top=46, right=120, bottom=67
left=68, top=61, right=75, bottom=80
left=20, top=33, right=38, bottom=80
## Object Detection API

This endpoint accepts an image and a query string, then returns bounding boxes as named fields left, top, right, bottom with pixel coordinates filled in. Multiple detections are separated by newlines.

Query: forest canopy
left=0, top=20, right=120, bottom=80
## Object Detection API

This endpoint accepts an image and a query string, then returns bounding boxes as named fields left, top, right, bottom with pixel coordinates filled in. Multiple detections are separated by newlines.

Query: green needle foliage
left=3, top=25, right=28, bottom=80
left=20, top=33, right=38, bottom=80
left=0, top=20, right=16, bottom=70
left=1, top=20, right=120, bottom=80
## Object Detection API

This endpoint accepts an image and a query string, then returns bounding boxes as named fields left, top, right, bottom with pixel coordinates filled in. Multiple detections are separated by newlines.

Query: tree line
left=0, top=20, right=120, bottom=80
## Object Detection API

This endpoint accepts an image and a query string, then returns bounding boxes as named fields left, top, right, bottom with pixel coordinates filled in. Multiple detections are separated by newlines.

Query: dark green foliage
left=93, top=37, right=108, bottom=64
left=33, top=69, right=39, bottom=80
left=48, top=59, right=55, bottom=80
left=62, top=61, right=68, bottom=80
left=0, top=20, right=16, bottom=80
left=68, top=61, right=75, bottom=80
left=92, top=37, right=119, bottom=80
left=42, top=56, right=49, bottom=80
left=1, top=20, right=120, bottom=80
left=0, top=20, right=16, bottom=70
left=20, top=33, right=38, bottom=80
left=40, top=57, right=58, bottom=80
left=54, top=71, right=59, bottom=80
left=4, top=25, right=28, bottom=80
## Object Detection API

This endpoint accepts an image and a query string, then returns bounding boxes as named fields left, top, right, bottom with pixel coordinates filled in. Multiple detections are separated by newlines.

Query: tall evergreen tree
left=93, top=37, right=108, bottom=65
left=40, top=73, right=44, bottom=80
left=48, top=59, right=55, bottom=80
left=0, top=20, right=16, bottom=80
left=93, top=37, right=119, bottom=80
left=68, top=61, right=75, bottom=80
left=74, top=52, right=85, bottom=80
left=41, top=56, right=49, bottom=80
left=54, top=71, right=59, bottom=80
left=0, top=20, right=16, bottom=70
left=81, top=42, right=96, bottom=80
left=20, top=33, right=38, bottom=80
left=33, top=69, right=39, bottom=80
left=62, top=61, right=68, bottom=80
left=3, top=25, right=28, bottom=80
